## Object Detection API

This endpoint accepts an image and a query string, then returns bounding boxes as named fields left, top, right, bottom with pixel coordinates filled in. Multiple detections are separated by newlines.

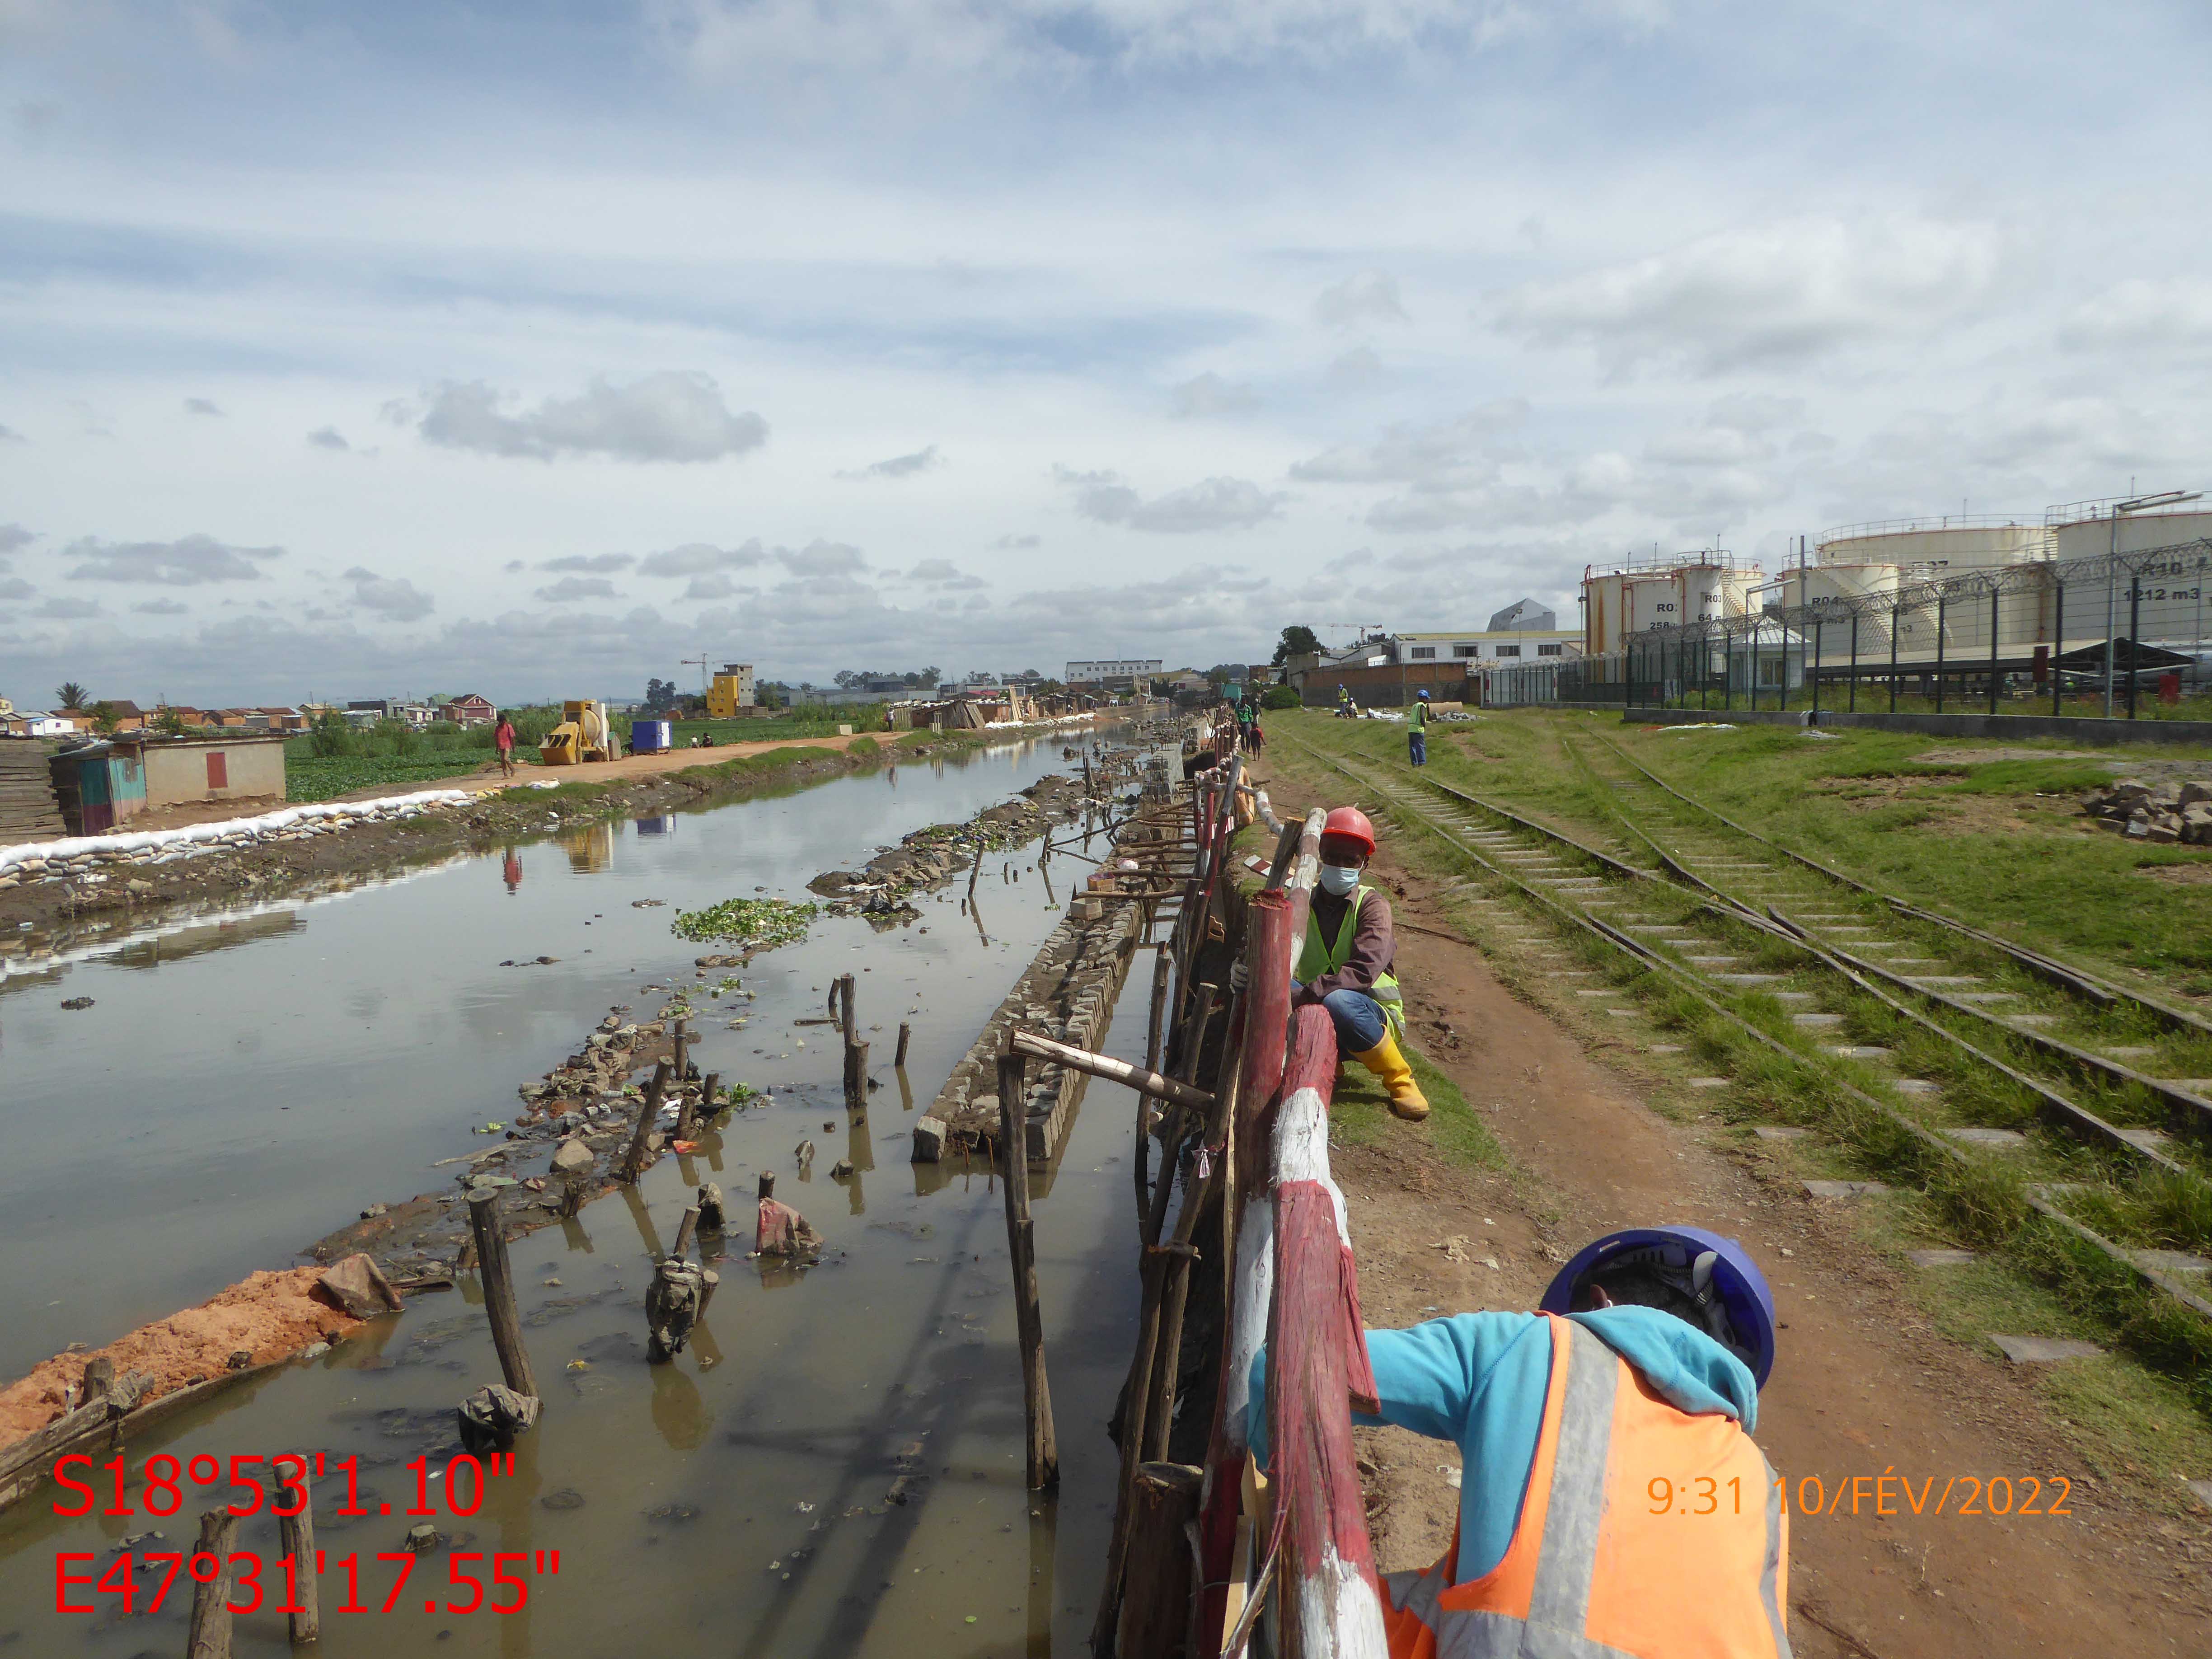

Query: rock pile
left=807, top=773, right=1095, bottom=912
left=2081, top=778, right=2212, bottom=843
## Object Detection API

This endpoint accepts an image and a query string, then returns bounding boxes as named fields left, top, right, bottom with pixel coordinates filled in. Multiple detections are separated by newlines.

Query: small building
left=137, top=733, right=287, bottom=808
left=253, top=706, right=309, bottom=731
left=347, top=698, right=400, bottom=722
left=47, top=741, right=148, bottom=834
left=97, top=699, right=149, bottom=732
left=441, top=693, right=496, bottom=727
left=27, top=713, right=79, bottom=738
left=706, top=664, right=757, bottom=717
left=1065, top=658, right=1164, bottom=685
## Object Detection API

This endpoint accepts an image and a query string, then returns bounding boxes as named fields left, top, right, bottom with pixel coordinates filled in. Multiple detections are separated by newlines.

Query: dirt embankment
left=1248, top=745, right=2212, bottom=1659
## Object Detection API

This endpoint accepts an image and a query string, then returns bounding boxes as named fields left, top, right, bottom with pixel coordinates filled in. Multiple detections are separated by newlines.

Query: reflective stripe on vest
left=1295, top=885, right=1403, bottom=1039
left=1380, top=1317, right=1790, bottom=1659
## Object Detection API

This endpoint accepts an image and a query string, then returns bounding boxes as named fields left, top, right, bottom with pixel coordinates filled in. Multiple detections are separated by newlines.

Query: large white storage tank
left=1583, top=571, right=1629, bottom=656
left=1679, top=562, right=1761, bottom=626
left=1818, top=518, right=2051, bottom=573
left=1771, top=563, right=1903, bottom=611
left=2050, top=501, right=2212, bottom=652
left=2050, top=505, right=2212, bottom=562
left=1626, top=574, right=1684, bottom=636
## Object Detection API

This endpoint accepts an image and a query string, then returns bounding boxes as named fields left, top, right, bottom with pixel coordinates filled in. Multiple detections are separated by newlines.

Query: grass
left=285, top=752, right=501, bottom=802
left=1329, top=1042, right=1507, bottom=1171
left=1266, top=708, right=2212, bottom=1453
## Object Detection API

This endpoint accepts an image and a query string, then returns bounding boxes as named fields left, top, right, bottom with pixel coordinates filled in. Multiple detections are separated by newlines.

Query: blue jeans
left=1294, top=985, right=1389, bottom=1053
left=1408, top=728, right=1426, bottom=766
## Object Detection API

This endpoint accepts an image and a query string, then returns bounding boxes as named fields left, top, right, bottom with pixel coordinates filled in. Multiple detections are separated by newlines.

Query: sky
left=3, top=0, right=2210, bottom=707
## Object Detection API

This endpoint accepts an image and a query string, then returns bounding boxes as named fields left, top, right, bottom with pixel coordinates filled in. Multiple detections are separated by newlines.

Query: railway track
left=1276, top=726, right=2212, bottom=1336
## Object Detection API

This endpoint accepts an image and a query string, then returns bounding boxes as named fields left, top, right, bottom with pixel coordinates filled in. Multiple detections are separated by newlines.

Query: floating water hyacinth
left=670, top=896, right=820, bottom=952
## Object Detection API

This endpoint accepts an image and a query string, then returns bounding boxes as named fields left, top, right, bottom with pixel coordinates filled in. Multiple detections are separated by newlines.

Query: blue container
left=631, top=719, right=672, bottom=754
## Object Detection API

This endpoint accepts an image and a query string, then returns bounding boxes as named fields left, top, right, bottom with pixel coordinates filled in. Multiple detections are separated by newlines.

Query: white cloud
left=1290, top=402, right=1528, bottom=490
left=0, top=425, right=25, bottom=444
left=64, top=534, right=281, bottom=586
left=636, top=540, right=769, bottom=577
left=540, top=553, right=636, bottom=573
left=908, top=558, right=985, bottom=590
left=1491, top=216, right=2008, bottom=375
left=37, top=596, right=102, bottom=619
left=308, top=426, right=351, bottom=450
left=779, top=539, right=867, bottom=576
left=404, top=373, right=769, bottom=464
left=183, top=398, right=225, bottom=417
left=342, top=565, right=435, bottom=621
left=1171, top=373, right=1259, bottom=417
left=132, top=598, right=191, bottom=615
left=1325, top=346, right=1385, bottom=391
left=0, top=524, right=33, bottom=555
left=1059, top=468, right=1285, bottom=533
left=2060, top=278, right=2212, bottom=353
left=0, top=577, right=31, bottom=602
left=683, top=572, right=746, bottom=600
left=534, top=576, right=622, bottom=603
left=1314, top=271, right=1408, bottom=331
left=840, top=444, right=945, bottom=479
left=992, top=534, right=1040, bottom=550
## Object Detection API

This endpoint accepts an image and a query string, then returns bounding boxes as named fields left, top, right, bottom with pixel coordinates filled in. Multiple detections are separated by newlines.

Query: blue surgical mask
left=1319, top=864, right=1360, bottom=897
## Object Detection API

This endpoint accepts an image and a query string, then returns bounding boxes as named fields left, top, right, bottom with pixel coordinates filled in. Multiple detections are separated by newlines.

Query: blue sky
left=3, top=0, right=2209, bottom=704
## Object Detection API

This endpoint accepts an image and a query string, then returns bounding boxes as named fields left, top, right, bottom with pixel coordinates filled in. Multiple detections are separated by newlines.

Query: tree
left=1272, top=624, right=1323, bottom=666
left=154, top=706, right=189, bottom=736
left=56, top=681, right=88, bottom=711
left=89, top=702, right=121, bottom=736
left=643, top=677, right=678, bottom=712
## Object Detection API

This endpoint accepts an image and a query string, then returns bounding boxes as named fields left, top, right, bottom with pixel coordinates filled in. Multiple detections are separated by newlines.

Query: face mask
left=1319, top=864, right=1361, bottom=897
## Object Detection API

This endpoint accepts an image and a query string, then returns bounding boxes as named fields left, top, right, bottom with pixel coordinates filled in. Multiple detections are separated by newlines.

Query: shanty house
left=441, top=694, right=496, bottom=727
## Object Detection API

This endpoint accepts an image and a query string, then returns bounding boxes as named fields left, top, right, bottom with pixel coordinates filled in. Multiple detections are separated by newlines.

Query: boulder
left=316, top=1252, right=404, bottom=1318
left=911, top=1115, right=951, bottom=1162
left=2181, top=780, right=2212, bottom=808
left=550, top=1137, right=595, bottom=1174
left=2182, top=804, right=2212, bottom=844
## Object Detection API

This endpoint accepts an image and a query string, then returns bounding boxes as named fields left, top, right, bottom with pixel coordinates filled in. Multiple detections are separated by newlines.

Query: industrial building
left=1581, top=551, right=1765, bottom=659
left=705, top=663, right=757, bottom=718
left=1065, top=658, right=1163, bottom=685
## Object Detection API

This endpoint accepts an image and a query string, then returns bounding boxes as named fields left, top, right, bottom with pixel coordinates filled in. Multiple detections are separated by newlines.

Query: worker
left=1247, top=1227, right=1786, bottom=1657
left=1336, top=684, right=1354, bottom=719
left=1238, top=806, right=1426, bottom=1120
left=1407, top=688, right=1429, bottom=767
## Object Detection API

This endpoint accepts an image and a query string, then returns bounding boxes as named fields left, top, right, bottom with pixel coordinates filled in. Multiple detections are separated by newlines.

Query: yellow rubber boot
left=1350, top=1031, right=1429, bottom=1121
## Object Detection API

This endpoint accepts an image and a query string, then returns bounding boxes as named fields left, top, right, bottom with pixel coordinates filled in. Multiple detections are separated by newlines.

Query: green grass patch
left=286, top=753, right=498, bottom=802
left=1328, top=1043, right=1507, bottom=1170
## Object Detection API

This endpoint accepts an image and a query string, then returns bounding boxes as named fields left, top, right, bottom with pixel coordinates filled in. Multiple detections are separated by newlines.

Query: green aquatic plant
left=670, top=896, right=820, bottom=951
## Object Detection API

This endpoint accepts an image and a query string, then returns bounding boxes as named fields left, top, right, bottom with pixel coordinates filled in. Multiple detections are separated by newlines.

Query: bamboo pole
left=466, top=1187, right=540, bottom=1400
left=998, top=1049, right=1058, bottom=1488
left=1009, top=1028, right=1212, bottom=1113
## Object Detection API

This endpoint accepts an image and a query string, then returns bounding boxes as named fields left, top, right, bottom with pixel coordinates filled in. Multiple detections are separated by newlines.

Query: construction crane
left=680, top=654, right=714, bottom=701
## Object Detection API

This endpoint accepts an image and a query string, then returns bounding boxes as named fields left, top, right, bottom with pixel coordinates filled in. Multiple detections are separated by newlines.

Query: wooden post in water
left=670, top=1204, right=701, bottom=1262
left=672, top=1017, right=689, bottom=1087
left=184, top=1508, right=240, bottom=1658
left=895, top=1022, right=912, bottom=1068
left=619, top=1062, right=671, bottom=1184
left=466, top=1187, right=540, bottom=1401
left=997, top=1047, right=1058, bottom=1489
left=1137, top=942, right=1171, bottom=1214
left=277, top=1459, right=319, bottom=1643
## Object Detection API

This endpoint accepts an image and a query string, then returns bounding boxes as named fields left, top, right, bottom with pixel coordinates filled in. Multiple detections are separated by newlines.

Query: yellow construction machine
left=539, top=699, right=619, bottom=766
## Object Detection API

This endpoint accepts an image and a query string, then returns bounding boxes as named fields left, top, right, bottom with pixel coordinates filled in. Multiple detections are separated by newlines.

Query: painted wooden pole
left=619, top=1061, right=671, bottom=1184
left=998, top=1048, right=1058, bottom=1488
left=466, top=1187, right=540, bottom=1401
left=184, top=1508, right=240, bottom=1659
left=277, top=1459, right=319, bottom=1643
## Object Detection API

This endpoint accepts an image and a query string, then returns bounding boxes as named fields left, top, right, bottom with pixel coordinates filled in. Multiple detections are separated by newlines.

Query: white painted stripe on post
left=1275, top=1088, right=1352, bottom=1248
left=1294, top=1542, right=1391, bottom=1659
left=1220, top=1192, right=1275, bottom=1454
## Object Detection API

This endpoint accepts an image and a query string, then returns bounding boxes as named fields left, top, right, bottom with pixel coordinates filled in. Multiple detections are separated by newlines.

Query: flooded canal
left=0, top=731, right=1161, bottom=1653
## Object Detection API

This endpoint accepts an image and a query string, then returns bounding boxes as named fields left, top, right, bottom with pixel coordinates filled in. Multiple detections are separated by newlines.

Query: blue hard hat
left=1417, top=689, right=1430, bottom=699
left=1540, top=1227, right=1778, bottom=1387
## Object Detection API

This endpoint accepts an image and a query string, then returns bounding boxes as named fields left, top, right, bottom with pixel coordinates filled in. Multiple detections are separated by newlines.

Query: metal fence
left=1503, top=535, right=2212, bottom=718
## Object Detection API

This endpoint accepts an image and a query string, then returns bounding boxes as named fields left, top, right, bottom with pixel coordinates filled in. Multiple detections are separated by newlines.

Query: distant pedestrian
left=1408, top=689, right=1429, bottom=767
left=1248, top=715, right=1265, bottom=755
left=494, top=711, right=517, bottom=778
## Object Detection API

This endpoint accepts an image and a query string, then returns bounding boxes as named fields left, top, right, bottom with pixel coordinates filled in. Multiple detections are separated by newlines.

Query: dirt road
left=334, top=731, right=876, bottom=800
left=1251, top=747, right=2212, bottom=1658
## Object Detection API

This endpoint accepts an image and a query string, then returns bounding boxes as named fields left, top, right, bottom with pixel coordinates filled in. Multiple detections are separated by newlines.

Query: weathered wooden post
left=619, top=1062, right=671, bottom=1183
left=1136, top=942, right=1172, bottom=1212
left=998, top=1047, right=1058, bottom=1488
left=1116, top=1463, right=1204, bottom=1659
left=184, top=1508, right=240, bottom=1658
left=672, top=1017, right=689, bottom=1086
left=670, top=1204, right=701, bottom=1262
left=895, top=1022, right=912, bottom=1069
left=843, top=1039, right=869, bottom=1112
left=466, top=1186, right=539, bottom=1402
left=277, top=1458, right=318, bottom=1643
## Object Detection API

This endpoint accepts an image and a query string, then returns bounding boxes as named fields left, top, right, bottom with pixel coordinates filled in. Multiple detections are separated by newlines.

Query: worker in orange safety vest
left=1249, top=1225, right=1788, bottom=1658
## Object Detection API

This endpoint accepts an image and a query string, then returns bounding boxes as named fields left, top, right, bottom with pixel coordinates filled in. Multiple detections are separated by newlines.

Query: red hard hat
left=1321, top=806, right=1376, bottom=858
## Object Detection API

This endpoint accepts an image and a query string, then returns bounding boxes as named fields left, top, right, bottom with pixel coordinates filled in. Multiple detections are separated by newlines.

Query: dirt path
left=334, top=731, right=877, bottom=800
left=1251, top=747, right=2212, bottom=1658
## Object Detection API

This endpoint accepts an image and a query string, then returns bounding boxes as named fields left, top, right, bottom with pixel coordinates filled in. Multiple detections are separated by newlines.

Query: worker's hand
left=1228, top=960, right=1250, bottom=995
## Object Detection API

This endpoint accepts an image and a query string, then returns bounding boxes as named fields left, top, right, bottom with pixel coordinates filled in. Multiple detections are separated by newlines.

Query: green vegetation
left=658, top=706, right=894, bottom=746
left=669, top=896, right=820, bottom=951
left=1261, top=685, right=1303, bottom=711
left=286, top=754, right=502, bottom=803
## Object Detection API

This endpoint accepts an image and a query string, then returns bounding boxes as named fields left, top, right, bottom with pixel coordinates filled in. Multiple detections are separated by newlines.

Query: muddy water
left=0, top=732, right=1161, bottom=1652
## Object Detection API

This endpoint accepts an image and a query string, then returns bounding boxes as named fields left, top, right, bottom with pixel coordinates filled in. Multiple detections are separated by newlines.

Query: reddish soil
left=333, top=731, right=875, bottom=800
left=1252, top=748, right=2212, bottom=1659
left=0, top=1267, right=368, bottom=1444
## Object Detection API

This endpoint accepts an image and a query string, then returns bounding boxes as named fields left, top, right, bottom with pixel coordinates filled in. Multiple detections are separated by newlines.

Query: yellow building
left=706, top=662, right=756, bottom=718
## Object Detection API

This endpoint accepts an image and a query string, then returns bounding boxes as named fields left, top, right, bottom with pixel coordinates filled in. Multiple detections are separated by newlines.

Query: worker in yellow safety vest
left=1248, top=1226, right=1788, bottom=1658
left=1238, top=805, right=1428, bottom=1120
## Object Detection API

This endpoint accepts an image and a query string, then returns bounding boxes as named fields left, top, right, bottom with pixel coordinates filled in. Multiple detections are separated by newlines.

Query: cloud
left=1325, top=346, right=1385, bottom=391
left=502, top=560, right=525, bottom=572
left=1290, top=402, right=1528, bottom=490
left=36, top=597, right=102, bottom=619
left=131, top=598, right=191, bottom=615
left=539, top=553, right=636, bottom=573
left=1491, top=216, right=2006, bottom=375
left=0, top=425, right=25, bottom=443
left=1171, top=372, right=1259, bottom=416
left=1314, top=271, right=1408, bottom=331
left=533, top=576, right=621, bottom=603
left=183, top=398, right=225, bottom=417
left=1058, top=468, right=1285, bottom=533
left=992, top=534, right=1040, bottom=550
left=636, top=539, right=769, bottom=577
left=682, top=572, right=748, bottom=600
left=777, top=539, right=867, bottom=576
left=342, top=565, right=436, bottom=621
left=2060, top=278, right=2212, bottom=353
left=64, top=534, right=281, bottom=586
left=908, top=558, right=985, bottom=590
left=840, top=444, right=945, bottom=479
left=404, top=372, right=769, bottom=463
left=0, top=524, right=32, bottom=555
left=0, top=577, right=31, bottom=601
left=307, top=426, right=351, bottom=451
